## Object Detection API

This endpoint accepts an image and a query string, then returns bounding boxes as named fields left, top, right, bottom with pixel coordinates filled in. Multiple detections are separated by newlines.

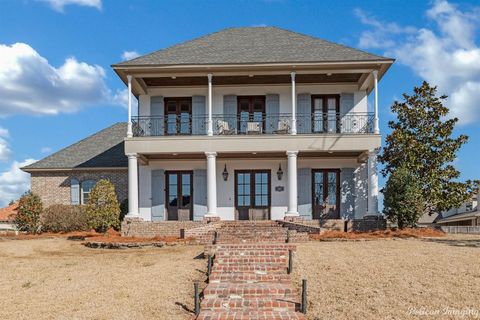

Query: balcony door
left=235, top=170, right=270, bottom=220
left=237, top=96, right=266, bottom=134
left=164, top=97, right=192, bottom=135
left=165, top=171, right=193, bottom=220
left=312, top=95, right=340, bottom=133
left=312, top=169, right=340, bottom=219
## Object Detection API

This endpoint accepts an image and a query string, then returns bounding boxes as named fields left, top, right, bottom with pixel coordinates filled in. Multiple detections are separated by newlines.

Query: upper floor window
left=81, top=180, right=96, bottom=205
left=237, top=96, right=266, bottom=134
left=164, top=97, right=192, bottom=135
left=311, top=95, right=340, bottom=133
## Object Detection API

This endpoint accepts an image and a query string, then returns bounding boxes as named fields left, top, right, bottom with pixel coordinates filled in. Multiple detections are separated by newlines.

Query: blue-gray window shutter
left=223, top=95, right=237, bottom=132
left=193, top=169, right=207, bottom=221
left=265, top=94, right=280, bottom=134
left=70, top=178, right=80, bottom=205
left=150, top=96, right=164, bottom=136
left=297, top=168, right=312, bottom=220
left=340, top=93, right=354, bottom=133
left=151, top=169, right=165, bottom=221
left=192, top=95, right=206, bottom=135
left=297, top=94, right=311, bottom=134
left=340, top=168, right=355, bottom=219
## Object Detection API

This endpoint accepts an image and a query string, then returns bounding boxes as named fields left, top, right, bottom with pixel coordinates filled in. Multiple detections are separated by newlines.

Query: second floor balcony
left=132, top=112, right=374, bottom=137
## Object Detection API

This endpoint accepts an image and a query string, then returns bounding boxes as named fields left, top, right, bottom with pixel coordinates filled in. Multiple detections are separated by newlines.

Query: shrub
left=41, top=204, right=89, bottom=232
left=14, top=191, right=43, bottom=233
left=119, top=198, right=128, bottom=222
left=85, top=179, right=120, bottom=232
left=383, top=167, right=423, bottom=229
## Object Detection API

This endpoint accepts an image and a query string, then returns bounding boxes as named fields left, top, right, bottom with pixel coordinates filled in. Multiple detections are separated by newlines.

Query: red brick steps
left=197, top=222, right=305, bottom=320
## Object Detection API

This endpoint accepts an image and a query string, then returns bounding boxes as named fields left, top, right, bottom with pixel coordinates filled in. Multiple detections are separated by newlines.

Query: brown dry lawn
left=293, top=234, right=480, bottom=320
left=0, top=238, right=205, bottom=320
left=0, top=235, right=479, bottom=320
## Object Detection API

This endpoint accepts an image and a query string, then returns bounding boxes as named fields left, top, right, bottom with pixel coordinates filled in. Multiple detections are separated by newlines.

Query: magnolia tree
left=14, top=191, right=43, bottom=233
left=380, top=81, right=476, bottom=226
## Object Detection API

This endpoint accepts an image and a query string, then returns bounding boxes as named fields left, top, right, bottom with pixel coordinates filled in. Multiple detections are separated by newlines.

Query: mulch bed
left=0, top=228, right=196, bottom=249
left=310, top=228, right=445, bottom=241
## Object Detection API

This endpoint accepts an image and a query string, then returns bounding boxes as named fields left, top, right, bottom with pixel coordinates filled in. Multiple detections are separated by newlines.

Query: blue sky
left=0, top=0, right=478, bottom=206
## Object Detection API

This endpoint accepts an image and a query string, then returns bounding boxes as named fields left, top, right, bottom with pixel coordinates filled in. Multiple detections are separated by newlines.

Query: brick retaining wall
left=121, top=220, right=205, bottom=238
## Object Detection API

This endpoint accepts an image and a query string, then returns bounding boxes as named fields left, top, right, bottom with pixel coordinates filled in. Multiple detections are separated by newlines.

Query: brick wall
left=30, top=169, right=128, bottom=207
left=121, top=220, right=205, bottom=238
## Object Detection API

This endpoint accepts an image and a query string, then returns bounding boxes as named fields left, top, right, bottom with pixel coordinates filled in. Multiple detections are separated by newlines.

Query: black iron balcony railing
left=131, top=113, right=374, bottom=137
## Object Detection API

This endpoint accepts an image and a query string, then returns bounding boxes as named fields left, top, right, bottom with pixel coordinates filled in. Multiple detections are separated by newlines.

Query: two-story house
left=23, top=27, right=393, bottom=228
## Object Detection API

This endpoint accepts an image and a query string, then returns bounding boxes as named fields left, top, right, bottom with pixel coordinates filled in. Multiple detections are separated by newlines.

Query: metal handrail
left=131, top=112, right=374, bottom=137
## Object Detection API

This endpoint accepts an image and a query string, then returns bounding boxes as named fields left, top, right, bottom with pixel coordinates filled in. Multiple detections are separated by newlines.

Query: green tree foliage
left=379, top=81, right=473, bottom=217
left=85, top=179, right=120, bottom=232
left=14, top=191, right=43, bottom=233
left=383, top=167, right=423, bottom=229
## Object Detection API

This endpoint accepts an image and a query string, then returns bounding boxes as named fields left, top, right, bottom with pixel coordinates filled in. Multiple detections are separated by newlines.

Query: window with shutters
left=81, top=180, right=96, bottom=205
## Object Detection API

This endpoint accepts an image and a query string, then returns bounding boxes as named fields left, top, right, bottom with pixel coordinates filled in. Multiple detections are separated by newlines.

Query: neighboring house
left=0, top=202, right=18, bottom=231
left=436, top=193, right=479, bottom=226
left=23, top=27, right=394, bottom=225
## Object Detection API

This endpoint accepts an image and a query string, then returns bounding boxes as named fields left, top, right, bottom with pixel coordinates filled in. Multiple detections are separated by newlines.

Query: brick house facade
left=30, top=169, right=128, bottom=207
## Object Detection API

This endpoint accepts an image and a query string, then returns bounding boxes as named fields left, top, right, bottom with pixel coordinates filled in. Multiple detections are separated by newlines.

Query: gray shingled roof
left=114, top=27, right=391, bottom=67
left=22, top=123, right=127, bottom=171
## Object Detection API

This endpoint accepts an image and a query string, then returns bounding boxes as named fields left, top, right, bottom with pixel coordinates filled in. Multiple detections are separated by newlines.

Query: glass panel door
left=312, top=169, right=340, bottom=219
left=327, top=98, right=337, bottom=133
left=235, top=170, right=270, bottom=220
left=237, top=96, right=265, bottom=134
left=313, top=98, right=324, bottom=133
left=166, top=171, right=193, bottom=220
left=164, top=98, right=192, bottom=135
left=238, top=98, right=250, bottom=134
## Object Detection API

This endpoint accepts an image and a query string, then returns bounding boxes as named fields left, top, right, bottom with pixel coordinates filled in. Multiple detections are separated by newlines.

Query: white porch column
left=286, top=151, right=299, bottom=216
left=373, top=70, right=380, bottom=134
left=290, top=72, right=297, bottom=135
left=126, top=153, right=139, bottom=218
left=127, top=75, right=133, bottom=138
left=205, top=152, right=218, bottom=216
left=367, top=150, right=379, bottom=215
left=207, top=74, right=213, bottom=136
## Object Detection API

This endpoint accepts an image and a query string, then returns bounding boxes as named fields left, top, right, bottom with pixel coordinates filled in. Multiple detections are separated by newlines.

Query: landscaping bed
left=311, top=227, right=445, bottom=241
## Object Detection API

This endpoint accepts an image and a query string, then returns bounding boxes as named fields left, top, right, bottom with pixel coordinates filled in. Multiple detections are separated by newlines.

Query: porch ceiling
left=142, top=151, right=364, bottom=160
left=142, top=73, right=362, bottom=87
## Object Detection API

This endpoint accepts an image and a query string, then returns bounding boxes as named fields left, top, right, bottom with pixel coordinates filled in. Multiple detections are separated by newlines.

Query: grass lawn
left=0, top=234, right=479, bottom=319
left=293, top=234, right=480, bottom=320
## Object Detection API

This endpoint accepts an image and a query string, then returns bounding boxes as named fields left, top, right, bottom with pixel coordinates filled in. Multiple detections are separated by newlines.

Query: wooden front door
left=312, top=169, right=340, bottom=219
left=235, top=170, right=271, bottom=220
left=165, top=171, right=193, bottom=220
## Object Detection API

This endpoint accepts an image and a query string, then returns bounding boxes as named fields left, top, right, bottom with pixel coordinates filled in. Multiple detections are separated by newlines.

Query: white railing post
left=286, top=151, right=299, bottom=216
left=127, top=75, right=133, bottom=138
left=207, top=74, right=213, bottom=136
left=373, top=70, right=379, bottom=134
left=290, top=72, right=297, bottom=135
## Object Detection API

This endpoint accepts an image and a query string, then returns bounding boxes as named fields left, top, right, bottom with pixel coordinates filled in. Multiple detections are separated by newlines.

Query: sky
left=0, top=0, right=479, bottom=207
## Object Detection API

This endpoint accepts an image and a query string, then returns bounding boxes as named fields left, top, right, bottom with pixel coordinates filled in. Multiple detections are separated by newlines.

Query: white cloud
left=357, top=1, right=480, bottom=125
left=111, top=88, right=138, bottom=109
left=0, top=159, right=36, bottom=207
left=40, top=147, right=52, bottom=154
left=121, top=51, right=140, bottom=61
left=0, top=127, right=12, bottom=162
left=0, top=42, right=125, bottom=116
left=38, top=0, right=102, bottom=12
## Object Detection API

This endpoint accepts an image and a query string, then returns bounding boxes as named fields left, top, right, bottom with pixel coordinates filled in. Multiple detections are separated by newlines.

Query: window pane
left=314, top=172, right=324, bottom=205
left=328, top=172, right=337, bottom=205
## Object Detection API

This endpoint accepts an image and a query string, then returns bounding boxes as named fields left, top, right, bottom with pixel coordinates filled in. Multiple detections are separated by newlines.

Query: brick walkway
left=198, top=222, right=305, bottom=320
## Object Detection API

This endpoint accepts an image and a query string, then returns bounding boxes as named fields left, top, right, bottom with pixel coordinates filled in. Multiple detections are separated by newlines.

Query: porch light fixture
left=222, top=165, right=229, bottom=181
left=277, top=164, right=283, bottom=181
